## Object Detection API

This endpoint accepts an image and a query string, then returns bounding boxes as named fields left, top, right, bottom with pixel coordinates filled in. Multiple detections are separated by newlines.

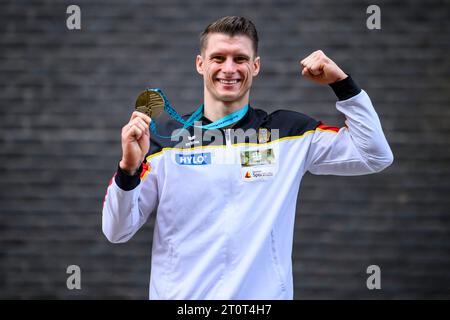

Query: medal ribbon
left=149, top=88, right=249, bottom=139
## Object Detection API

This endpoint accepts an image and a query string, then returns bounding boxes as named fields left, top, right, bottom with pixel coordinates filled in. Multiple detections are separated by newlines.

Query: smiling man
left=102, top=16, right=393, bottom=299
left=197, top=31, right=260, bottom=122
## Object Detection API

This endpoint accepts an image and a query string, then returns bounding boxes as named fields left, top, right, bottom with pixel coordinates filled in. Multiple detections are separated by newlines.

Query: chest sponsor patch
left=240, top=148, right=275, bottom=167
left=175, top=152, right=211, bottom=165
left=243, top=168, right=276, bottom=180
left=240, top=148, right=276, bottom=181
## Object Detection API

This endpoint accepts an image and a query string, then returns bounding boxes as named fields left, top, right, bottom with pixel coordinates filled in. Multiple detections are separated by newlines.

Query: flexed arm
left=300, top=50, right=394, bottom=175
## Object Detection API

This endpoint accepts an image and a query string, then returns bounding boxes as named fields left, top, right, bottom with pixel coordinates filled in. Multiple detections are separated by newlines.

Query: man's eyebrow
left=208, top=52, right=251, bottom=59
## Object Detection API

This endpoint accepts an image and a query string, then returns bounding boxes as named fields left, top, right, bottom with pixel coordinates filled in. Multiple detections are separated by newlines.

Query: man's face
left=196, top=33, right=260, bottom=104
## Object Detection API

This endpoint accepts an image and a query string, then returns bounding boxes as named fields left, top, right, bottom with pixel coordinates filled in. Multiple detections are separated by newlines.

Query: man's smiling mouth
left=217, top=78, right=241, bottom=84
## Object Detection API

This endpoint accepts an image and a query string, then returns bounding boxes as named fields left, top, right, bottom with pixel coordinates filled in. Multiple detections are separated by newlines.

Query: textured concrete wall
left=1, top=0, right=449, bottom=299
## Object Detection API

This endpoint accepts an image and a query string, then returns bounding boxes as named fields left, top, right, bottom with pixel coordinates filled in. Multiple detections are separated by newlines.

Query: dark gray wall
left=1, top=0, right=449, bottom=299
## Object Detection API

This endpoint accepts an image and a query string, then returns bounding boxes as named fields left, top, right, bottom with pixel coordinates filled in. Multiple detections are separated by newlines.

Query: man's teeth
left=219, top=79, right=239, bottom=84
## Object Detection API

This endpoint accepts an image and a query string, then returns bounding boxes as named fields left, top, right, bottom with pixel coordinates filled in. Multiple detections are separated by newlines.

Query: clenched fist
left=119, top=111, right=151, bottom=175
left=300, top=50, right=347, bottom=85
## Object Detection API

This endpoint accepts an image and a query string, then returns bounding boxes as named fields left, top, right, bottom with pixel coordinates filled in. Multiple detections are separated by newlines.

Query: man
left=102, top=16, right=393, bottom=299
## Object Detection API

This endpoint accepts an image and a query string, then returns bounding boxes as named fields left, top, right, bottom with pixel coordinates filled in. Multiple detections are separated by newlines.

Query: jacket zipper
left=224, top=128, right=232, bottom=147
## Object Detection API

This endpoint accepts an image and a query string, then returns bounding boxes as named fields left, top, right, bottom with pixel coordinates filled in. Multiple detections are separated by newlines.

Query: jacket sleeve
left=305, top=77, right=394, bottom=175
left=102, top=158, right=158, bottom=243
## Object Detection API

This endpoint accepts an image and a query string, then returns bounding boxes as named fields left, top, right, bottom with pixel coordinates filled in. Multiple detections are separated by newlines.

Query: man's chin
left=211, top=92, right=235, bottom=101
left=219, top=95, right=239, bottom=102
left=215, top=91, right=245, bottom=103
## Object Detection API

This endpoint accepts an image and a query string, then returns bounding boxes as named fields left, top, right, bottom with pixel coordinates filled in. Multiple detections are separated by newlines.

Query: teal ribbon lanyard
left=148, top=88, right=249, bottom=139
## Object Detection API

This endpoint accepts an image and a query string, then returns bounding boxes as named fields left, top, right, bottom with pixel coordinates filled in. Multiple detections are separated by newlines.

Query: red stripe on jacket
left=317, top=122, right=340, bottom=133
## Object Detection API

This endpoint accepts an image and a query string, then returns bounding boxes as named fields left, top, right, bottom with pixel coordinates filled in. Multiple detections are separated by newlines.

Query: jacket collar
left=196, top=105, right=257, bottom=131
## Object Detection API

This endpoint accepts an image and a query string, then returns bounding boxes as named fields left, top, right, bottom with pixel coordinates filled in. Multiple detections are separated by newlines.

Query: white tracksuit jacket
left=102, top=77, right=393, bottom=299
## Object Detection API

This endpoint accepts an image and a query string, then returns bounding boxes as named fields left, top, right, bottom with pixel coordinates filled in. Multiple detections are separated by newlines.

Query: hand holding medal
left=119, top=104, right=152, bottom=175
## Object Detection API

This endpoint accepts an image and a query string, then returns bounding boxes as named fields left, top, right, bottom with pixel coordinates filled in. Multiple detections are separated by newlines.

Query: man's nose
left=222, top=58, right=237, bottom=74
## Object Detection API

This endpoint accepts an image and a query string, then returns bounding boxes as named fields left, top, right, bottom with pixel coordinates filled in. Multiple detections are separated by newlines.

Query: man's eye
left=235, top=56, right=248, bottom=63
left=212, top=56, right=225, bottom=62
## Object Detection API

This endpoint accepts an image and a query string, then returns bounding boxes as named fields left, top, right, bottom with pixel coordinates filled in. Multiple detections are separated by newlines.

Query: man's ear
left=196, top=55, right=204, bottom=75
left=253, top=56, right=261, bottom=76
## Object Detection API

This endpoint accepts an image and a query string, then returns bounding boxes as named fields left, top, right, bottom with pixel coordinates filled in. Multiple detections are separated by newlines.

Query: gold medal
left=135, top=90, right=164, bottom=118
